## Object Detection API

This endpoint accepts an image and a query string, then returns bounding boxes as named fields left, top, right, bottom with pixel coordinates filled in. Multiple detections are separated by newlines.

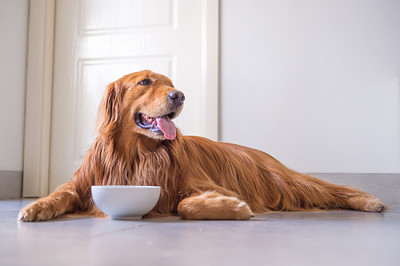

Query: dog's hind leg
left=326, top=182, right=386, bottom=212
left=289, top=174, right=386, bottom=212
left=17, top=182, right=79, bottom=222
left=177, top=191, right=254, bottom=220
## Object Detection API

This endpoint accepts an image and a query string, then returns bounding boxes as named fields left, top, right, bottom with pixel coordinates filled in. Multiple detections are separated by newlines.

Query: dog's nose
left=168, top=91, right=185, bottom=106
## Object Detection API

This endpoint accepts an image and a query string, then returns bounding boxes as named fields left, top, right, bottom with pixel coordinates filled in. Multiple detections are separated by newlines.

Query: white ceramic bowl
left=91, top=186, right=161, bottom=220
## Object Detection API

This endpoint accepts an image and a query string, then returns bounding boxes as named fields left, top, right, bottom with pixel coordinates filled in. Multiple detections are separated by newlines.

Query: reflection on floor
left=1, top=174, right=399, bottom=266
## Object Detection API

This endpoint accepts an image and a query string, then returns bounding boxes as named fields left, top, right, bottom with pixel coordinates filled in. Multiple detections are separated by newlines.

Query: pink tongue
left=156, top=117, right=176, bottom=140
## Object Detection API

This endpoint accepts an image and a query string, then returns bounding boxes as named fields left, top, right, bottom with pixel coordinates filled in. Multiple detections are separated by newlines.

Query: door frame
left=23, top=0, right=219, bottom=197
left=23, top=0, right=55, bottom=197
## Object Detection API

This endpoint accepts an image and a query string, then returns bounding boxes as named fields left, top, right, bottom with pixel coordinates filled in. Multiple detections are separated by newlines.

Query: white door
left=48, top=0, right=218, bottom=193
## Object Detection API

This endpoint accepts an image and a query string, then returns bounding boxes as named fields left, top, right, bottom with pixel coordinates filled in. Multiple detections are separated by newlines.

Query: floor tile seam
left=89, top=223, right=148, bottom=239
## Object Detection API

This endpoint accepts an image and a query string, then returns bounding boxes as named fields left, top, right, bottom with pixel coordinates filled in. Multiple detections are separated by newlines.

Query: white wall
left=0, top=0, right=29, bottom=171
left=220, top=0, right=400, bottom=173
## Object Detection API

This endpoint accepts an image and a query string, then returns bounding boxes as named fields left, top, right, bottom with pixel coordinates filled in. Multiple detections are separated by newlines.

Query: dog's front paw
left=17, top=201, right=55, bottom=222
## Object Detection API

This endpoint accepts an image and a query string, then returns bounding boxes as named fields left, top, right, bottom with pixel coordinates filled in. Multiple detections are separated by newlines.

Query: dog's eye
left=138, top=79, right=151, bottom=86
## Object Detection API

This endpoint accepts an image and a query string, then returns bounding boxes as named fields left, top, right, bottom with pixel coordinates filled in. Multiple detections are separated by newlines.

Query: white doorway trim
left=23, top=0, right=219, bottom=197
left=200, top=0, right=219, bottom=141
left=23, top=0, right=55, bottom=197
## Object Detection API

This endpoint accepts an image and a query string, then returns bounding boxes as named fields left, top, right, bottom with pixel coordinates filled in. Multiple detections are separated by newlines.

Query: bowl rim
left=91, top=185, right=160, bottom=189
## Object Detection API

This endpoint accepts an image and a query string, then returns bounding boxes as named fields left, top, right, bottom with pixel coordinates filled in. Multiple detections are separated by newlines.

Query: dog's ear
left=97, top=81, right=123, bottom=137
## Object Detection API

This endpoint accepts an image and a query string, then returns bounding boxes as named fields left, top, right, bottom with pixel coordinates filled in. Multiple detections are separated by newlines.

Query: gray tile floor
left=1, top=174, right=399, bottom=266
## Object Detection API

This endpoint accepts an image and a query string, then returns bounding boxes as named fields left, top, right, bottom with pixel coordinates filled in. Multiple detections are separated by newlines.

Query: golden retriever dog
left=18, top=70, right=385, bottom=221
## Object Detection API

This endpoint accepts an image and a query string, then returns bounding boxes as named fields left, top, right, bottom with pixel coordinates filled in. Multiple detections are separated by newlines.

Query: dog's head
left=98, top=70, right=185, bottom=141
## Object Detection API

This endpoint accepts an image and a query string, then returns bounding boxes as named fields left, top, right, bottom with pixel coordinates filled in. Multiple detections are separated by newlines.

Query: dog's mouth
left=135, top=112, right=177, bottom=140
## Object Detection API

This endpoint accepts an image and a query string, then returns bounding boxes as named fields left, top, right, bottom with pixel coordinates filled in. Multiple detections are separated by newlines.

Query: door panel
left=50, top=0, right=216, bottom=192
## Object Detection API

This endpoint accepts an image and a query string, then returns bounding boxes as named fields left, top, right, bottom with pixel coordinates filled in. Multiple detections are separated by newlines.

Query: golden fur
left=18, top=70, right=385, bottom=221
